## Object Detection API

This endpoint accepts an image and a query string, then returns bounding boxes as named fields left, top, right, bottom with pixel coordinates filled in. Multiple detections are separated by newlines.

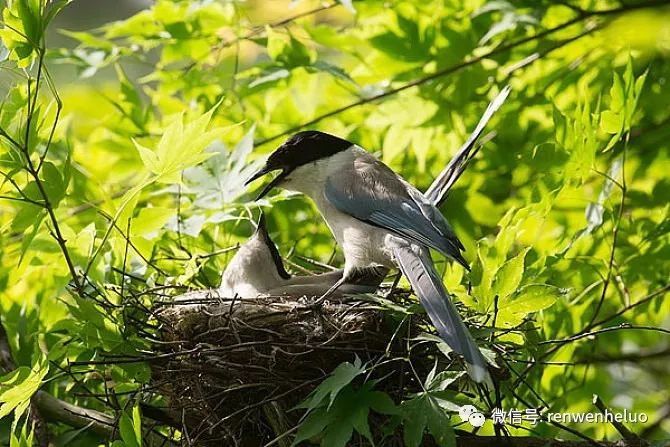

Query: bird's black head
left=245, top=130, right=352, bottom=199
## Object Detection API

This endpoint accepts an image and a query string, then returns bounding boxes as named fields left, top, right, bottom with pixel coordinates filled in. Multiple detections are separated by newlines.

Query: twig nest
left=152, top=289, right=429, bottom=445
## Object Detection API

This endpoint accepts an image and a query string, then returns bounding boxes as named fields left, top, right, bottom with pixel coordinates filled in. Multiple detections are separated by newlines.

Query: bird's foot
left=309, top=294, right=329, bottom=312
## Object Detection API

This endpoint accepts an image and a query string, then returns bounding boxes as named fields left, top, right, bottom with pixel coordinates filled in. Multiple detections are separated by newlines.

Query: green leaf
left=248, top=68, right=290, bottom=88
left=473, top=0, right=515, bottom=16
left=266, top=26, right=286, bottom=61
left=291, top=408, right=331, bottom=446
left=134, top=139, right=159, bottom=172
left=43, top=0, right=72, bottom=28
left=132, top=405, right=142, bottom=445
left=492, top=247, right=530, bottom=300
left=0, top=0, right=45, bottom=67
left=625, top=64, right=648, bottom=127
left=133, top=105, right=226, bottom=184
left=600, top=110, right=623, bottom=135
left=132, top=207, right=174, bottom=237
left=115, top=64, right=150, bottom=131
left=426, top=403, right=455, bottom=447
left=497, top=284, right=561, bottom=326
left=297, top=357, right=364, bottom=411
left=322, top=423, right=353, bottom=447
left=383, top=125, right=413, bottom=164
left=350, top=404, right=373, bottom=442
left=367, top=391, right=398, bottom=415
left=18, top=209, right=45, bottom=264
left=119, top=405, right=142, bottom=447
left=41, top=161, right=67, bottom=205
left=610, top=72, right=624, bottom=112
left=470, top=241, right=497, bottom=311
left=266, top=27, right=313, bottom=68
left=634, top=68, right=649, bottom=98
left=9, top=416, right=35, bottom=447
left=402, top=394, right=455, bottom=447
left=309, top=60, right=355, bottom=84
left=425, top=370, right=465, bottom=392
left=402, top=397, right=428, bottom=447
left=479, top=11, right=539, bottom=45
left=293, top=382, right=394, bottom=447
left=0, top=352, right=48, bottom=420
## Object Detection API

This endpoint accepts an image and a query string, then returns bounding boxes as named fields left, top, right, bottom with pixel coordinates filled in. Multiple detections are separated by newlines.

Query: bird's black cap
left=245, top=131, right=353, bottom=199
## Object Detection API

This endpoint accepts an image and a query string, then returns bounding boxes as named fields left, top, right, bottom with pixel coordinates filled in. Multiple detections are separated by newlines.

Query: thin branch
left=0, top=194, right=44, bottom=206
left=95, top=208, right=169, bottom=277
left=184, top=2, right=340, bottom=73
left=508, top=388, right=603, bottom=447
left=588, top=132, right=629, bottom=327
left=37, top=65, right=63, bottom=172
left=592, top=394, right=641, bottom=443
left=12, top=48, right=83, bottom=292
left=572, top=346, right=670, bottom=364
left=253, top=0, right=669, bottom=148
left=539, top=324, right=670, bottom=345
left=0, top=126, right=24, bottom=151
left=32, top=390, right=178, bottom=445
left=590, top=283, right=670, bottom=329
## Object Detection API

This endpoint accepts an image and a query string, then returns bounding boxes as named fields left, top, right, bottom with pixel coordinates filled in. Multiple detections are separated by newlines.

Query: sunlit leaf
left=0, top=352, right=48, bottom=420
left=492, top=247, right=530, bottom=301
left=497, top=284, right=562, bottom=326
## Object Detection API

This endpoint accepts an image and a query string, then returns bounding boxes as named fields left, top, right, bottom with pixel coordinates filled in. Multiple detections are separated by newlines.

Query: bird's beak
left=245, top=164, right=286, bottom=200
left=255, top=212, right=269, bottom=237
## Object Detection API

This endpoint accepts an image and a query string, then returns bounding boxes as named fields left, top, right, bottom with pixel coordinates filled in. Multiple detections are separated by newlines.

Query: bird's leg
left=384, top=272, right=402, bottom=299
left=311, top=275, right=346, bottom=308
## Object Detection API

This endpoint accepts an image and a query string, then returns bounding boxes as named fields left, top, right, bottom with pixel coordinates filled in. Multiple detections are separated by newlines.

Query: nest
left=152, top=289, right=453, bottom=446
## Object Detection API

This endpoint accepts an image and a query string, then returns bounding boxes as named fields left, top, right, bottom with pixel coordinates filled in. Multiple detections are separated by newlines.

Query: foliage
left=0, top=0, right=669, bottom=446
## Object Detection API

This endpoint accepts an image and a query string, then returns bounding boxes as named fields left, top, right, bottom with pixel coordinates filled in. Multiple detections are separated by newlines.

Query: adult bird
left=245, top=87, right=509, bottom=383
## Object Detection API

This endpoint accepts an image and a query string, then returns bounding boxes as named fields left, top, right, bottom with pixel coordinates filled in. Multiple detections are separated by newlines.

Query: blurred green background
left=0, top=0, right=669, bottom=445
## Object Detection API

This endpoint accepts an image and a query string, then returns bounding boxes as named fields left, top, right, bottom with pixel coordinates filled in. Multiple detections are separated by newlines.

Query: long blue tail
left=392, top=244, right=491, bottom=384
left=425, top=85, right=511, bottom=207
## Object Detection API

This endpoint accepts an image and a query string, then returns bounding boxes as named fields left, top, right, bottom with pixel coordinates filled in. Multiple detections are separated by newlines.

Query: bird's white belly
left=318, top=201, right=396, bottom=270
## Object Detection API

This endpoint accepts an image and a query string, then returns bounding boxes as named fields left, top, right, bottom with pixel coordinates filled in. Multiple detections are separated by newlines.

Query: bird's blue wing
left=324, top=153, right=467, bottom=267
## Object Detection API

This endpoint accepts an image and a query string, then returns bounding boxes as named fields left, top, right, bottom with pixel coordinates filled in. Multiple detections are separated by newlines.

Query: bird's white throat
left=280, top=145, right=396, bottom=271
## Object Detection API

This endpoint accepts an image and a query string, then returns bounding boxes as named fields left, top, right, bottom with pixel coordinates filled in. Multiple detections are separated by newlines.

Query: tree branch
left=5, top=48, right=83, bottom=293
left=593, top=395, right=641, bottom=444
left=31, top=391, right=115, bottom=439
left=184, top=2, right=340, bottom=73
left=573, top=346, right=670, bottom=364
left=538, top=324, right=670, bottom=345
left=253, top=0, right=670, bottom=148
left=2, top=317, right=177, bottom=442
